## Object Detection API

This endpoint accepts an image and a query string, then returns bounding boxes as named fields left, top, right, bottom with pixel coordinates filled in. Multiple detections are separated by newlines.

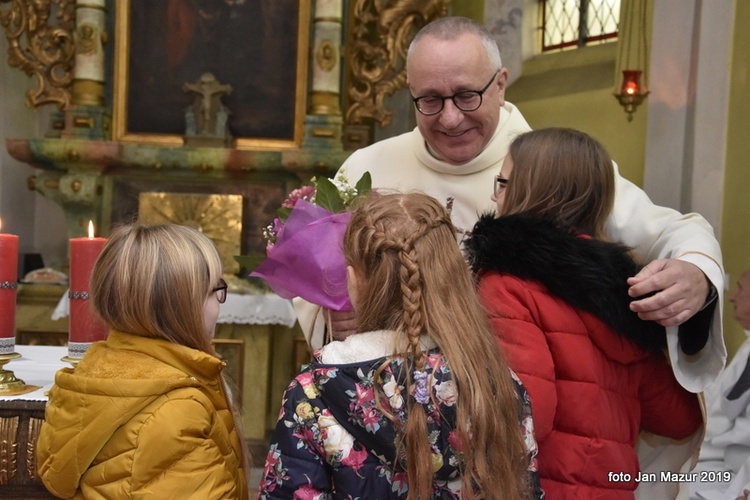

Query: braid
left=399, top=241, right=425, bottom=366
left=345, top=193, right=529, bottom=500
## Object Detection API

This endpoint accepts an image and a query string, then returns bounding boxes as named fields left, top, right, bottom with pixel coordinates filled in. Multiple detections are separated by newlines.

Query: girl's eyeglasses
left=494, top=175, right=508, bottom=196
left=212, top=279, right=228, bottom=304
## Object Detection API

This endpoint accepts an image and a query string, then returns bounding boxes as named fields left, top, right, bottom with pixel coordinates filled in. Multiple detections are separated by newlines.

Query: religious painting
left=113, top=0, right=310, bottom=149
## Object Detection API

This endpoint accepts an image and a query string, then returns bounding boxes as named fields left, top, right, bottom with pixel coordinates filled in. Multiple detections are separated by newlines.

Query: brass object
left=311, top=128, right=336, bottom=138
left=60, top=355, right=80, bottom=368
left=614, top=0, right=650, bottom=121
left=344, top=0, right=449, bottom=128
left=0, top=353, right=26, bottom=394
left=138, top=193, right=243, bottom=275
left=309, top=91, right=342, bottom=116
left=0, top=0, right=76, bottom=110
left=0, top=416, right=19, bottom=484
left=70, top=179, right=81, bottom=192
left=615, top=91, right=649, bottom=122
left=73, top=116, right=94, bottom=128
left=72, top=79, right=103, bottom=106
left=26, top=417, right=44, bottom=481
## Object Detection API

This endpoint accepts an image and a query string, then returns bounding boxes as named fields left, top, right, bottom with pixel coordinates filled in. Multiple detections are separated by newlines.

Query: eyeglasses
left=412, top=71, right=499, bottom=116
left=494, top=175, right=508, bottom=196
left=212, top=278, right=228, bottom=304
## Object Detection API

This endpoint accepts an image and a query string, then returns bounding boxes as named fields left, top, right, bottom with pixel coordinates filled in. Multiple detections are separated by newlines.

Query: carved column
left=71, top=0, right=105, bottom=106
left=309, top=0, right=342, bottom=115
left=49, top=0, right=110, bottom=140
left=302, top=0, right=344, bottom=150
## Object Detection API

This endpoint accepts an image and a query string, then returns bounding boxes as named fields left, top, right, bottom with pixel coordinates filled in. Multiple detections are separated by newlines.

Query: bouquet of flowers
left=248, top=170, right=372, bottom=311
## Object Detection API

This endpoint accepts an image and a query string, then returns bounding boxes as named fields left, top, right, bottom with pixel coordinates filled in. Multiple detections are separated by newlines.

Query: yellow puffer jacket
left=37, top=330, right=248, bottom=499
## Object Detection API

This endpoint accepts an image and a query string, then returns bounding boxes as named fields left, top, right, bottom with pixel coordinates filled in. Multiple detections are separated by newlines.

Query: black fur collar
left=465, top=212, right=666, bottom=352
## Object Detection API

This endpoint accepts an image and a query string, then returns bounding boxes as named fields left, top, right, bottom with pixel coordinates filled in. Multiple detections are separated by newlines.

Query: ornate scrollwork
left=0, top=416, right=19, bottom=484
left=0, top=0, right=76, bottom=110
left=344, top=0, right=449, bottom=128
left=26, top=417, right=43, bottom=480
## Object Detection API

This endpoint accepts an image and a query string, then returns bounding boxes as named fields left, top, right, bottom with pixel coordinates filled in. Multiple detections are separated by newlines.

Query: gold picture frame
left=212, top=338, right=245, bottom=409
left=113, top=0, right=310, bottom=149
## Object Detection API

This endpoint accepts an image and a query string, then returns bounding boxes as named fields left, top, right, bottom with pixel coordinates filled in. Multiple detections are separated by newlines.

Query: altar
left=0, top=0, right=447, bottom=483
left=0, top=344, right=67, bottom=499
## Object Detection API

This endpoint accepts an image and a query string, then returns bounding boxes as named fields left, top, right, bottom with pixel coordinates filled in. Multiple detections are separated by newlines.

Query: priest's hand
left=627, top=259, right=710, bottom=327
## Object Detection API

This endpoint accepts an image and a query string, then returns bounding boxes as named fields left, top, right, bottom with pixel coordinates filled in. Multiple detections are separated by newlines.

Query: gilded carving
left=27, top=417, right=43, bottom=480
left=0, top=0, right=76, bottom=109
left=138, top=193, right=243, bottom=275
left=0, top=416, right=19, bottom=484
left=344, top=0, right=449, bottom=128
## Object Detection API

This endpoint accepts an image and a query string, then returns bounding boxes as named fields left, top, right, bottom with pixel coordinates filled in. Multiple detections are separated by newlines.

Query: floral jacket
left=258, top=329, right=543, bottom=499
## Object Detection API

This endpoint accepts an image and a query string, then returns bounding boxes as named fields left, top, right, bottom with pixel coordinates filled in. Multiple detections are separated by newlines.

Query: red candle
left=68, top=221, right=108, bottom=357
left=0, top=218, right=19, bottom=352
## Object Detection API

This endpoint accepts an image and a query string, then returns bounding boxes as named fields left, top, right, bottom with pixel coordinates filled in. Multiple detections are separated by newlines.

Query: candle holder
left=60, top=354, right=81, bottom=368
left=0, top=352, right=27, bottom=393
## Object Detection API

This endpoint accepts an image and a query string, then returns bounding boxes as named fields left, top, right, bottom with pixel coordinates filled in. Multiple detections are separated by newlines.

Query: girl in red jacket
left=465, top=128, right=703, bottom=499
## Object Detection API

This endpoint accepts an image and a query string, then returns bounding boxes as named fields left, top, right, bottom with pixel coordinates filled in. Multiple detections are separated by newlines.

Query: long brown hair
left=501, top=127, right=615, bottom=239
left=344, top=192, right=529, bottom=500
left=90, top=223, right=223, bottom=354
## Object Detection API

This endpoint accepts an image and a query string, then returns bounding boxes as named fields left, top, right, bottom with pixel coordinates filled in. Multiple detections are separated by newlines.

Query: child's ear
left=346, top=265, right=359, bottom=309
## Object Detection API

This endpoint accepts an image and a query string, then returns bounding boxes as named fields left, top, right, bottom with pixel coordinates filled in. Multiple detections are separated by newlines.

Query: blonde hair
left=344, top=192, right=528, bottom=500
left=501, top=128, right=615, bottom=239
left=90, top=223, right=223, bottom=354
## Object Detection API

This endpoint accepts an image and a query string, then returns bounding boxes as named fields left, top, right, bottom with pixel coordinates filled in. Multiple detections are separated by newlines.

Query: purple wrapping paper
left=251, top=200, right=353, bottom=311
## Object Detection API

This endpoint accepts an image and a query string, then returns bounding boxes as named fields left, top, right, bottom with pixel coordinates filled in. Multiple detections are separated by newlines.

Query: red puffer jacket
left=466, top=213, right=703, bottom=499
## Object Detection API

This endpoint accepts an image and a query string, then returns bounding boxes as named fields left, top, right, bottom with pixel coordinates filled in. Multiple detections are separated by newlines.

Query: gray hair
left=406, top=17, right=503, bottom=79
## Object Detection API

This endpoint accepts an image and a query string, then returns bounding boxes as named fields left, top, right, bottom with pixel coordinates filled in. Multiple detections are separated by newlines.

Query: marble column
left=72, top=0, right=106, bottom=107
left=309, top=0, right=343, bottom=116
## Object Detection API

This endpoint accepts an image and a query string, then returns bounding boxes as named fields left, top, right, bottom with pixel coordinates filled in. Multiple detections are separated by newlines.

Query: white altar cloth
left=0, top=345, right=67, bottom=402
left=51, top=291, right=297, bottom=328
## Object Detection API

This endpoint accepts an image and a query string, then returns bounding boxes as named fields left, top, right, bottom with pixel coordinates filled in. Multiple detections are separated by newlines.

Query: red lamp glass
left=615, top=69, right=649, bottom=121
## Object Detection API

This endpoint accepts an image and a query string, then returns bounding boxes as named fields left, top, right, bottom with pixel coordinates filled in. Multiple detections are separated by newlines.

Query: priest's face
left=730, top=270, right=750, bottom=330
left=407, top=33, right=507, bottom=165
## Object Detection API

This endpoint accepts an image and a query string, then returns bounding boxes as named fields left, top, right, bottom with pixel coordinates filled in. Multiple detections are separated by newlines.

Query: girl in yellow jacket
left=37, top=223, right=249, bottom=499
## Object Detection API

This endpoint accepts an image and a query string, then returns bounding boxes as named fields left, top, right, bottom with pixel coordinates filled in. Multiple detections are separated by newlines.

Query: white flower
left=434, top=379, right=458, bottom=406
left=383, top=379, right=404, bottom=410
left=319, top=412, right=355, bottom=457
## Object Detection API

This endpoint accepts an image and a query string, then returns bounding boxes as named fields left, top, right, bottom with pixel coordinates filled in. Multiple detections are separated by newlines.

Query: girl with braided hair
left=259, top=192, right=542, bottom=499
